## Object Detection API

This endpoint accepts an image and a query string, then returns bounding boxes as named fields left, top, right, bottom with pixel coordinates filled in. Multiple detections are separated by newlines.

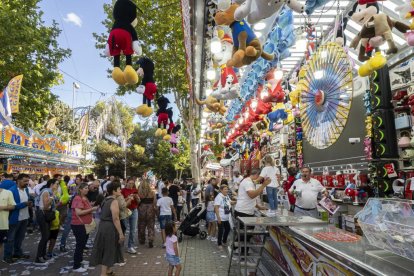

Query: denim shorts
left=206, top=211, right=216, bottom=222
left=166, top=253, right=181, bottom=266
left=159, top=215, right=172, bottom=229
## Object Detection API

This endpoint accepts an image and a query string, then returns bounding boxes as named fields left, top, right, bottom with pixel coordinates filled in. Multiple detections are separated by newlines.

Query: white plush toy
left=234, top=0, right=304, bottom=24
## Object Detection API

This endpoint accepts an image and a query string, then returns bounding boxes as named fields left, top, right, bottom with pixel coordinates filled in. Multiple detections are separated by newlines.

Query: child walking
left=206, top=195, right=217, bottom=241
left=165, top=222, right=182, bottom=276
left=157, top=188, right=176, bottom=247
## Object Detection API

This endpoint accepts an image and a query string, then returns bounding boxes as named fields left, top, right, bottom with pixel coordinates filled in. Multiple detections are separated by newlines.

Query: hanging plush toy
left=170, top=124, right=181, bottom=155
left=163, top=108, right=174, bottom=141
left=136, top=57, right=157, bottom=117
left=106, top=0, right=142, bottom=86
left=214, top=3, right=274, bottom=68
left=155, top=95, right=170, bottom=136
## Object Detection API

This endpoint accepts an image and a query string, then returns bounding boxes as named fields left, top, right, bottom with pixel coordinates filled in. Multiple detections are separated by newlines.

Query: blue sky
left=39, top=0, right=178, bottom=123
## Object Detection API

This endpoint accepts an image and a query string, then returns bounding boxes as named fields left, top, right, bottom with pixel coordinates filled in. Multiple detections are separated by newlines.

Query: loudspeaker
left=370, top=66, right=393, bottom=110
left=371, top=109, right=398, bottom=158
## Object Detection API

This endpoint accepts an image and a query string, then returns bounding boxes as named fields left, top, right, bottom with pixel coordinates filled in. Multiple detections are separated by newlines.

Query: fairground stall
left=184, top=0, right=414, bottom=275
left=0, top=123, right=82, bottom=176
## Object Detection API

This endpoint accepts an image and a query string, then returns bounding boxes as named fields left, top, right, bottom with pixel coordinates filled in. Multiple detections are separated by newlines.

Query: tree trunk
left=173, top=89, right=200, bottom=183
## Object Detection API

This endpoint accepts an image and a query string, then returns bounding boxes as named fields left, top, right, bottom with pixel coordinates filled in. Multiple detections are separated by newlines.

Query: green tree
left=0, top=0, right=71, bottom=131
left=95, top=0, right=200, bottom=181
left=173, top=135, right=191, bottom=179
left=44, top=100, right=79, bottom=142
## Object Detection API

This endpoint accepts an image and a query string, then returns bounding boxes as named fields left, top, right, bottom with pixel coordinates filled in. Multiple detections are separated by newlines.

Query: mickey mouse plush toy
left=170, top=124, right=181, bottom=155
left=155, top=95, right=170, bottom=136
left=136, top=57, right=157, bottom=117
left=106, top=0, right=142, bottom=86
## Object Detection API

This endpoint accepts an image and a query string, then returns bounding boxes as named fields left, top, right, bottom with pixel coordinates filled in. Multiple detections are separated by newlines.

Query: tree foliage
left=45, top=100, right=79, bottom=142
left=0, top=0, right=71, bottom=131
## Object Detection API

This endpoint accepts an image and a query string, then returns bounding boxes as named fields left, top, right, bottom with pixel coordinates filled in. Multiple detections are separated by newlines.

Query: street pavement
left=0, top=223, right=239, bottom=276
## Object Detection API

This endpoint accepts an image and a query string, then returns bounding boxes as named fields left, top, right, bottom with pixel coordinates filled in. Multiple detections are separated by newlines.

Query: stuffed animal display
left=214, top=4, right=274, bottom=68
left=195, top=96, right=227, bottom=115
left=234, top=0, right=304, bottom=24
left=106, top=0, right=142, bottom=86
left=136, top=57, right=157, bottom=117
left=155, top=95, right=170, bottom=137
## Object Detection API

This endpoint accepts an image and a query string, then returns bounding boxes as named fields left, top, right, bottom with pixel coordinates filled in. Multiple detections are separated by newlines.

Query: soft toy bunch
left=155, top=95, right=171, bottom=138
left=136, top=57, right=157, bottom=117
left=195, top=96, right=227, bottom=115
left=210, top=34, right=241, bottom=100
left=397, top=0, right=414, bottom=45
left=214, top=3, right=274, bottom=68
left=349, top=0, right=410, bottom=76
left=106, top=0, right=142, bottom=86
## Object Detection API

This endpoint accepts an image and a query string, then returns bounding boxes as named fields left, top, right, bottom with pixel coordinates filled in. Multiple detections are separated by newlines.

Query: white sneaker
left=127, top=247, right=137, bottom=254
left=115, top=261, right=126, bottom=266
left=206, top=236, right=211, bottom=240
left=73, top=267, right=87, bottom=273
left=81, top=260, right=89, bottom=265
left=211, top=237, right=218, bottom=242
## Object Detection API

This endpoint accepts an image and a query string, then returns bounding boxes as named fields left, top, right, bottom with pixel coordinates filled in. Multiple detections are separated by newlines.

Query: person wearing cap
left=289, top=167, right=328, bottom=218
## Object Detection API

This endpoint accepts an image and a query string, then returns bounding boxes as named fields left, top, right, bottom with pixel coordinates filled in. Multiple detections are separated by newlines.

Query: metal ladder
left=227, top=215, right=269, bottom=276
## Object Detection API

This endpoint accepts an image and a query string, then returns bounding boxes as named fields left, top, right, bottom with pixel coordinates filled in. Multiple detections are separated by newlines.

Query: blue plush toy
left=267, top=109, right=287, bottom=131
left=305, top=0, right=330, bottom=15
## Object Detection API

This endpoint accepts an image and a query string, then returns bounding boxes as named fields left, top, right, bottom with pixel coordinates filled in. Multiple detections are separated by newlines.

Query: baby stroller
left=177, top=203, right=207, bottom=242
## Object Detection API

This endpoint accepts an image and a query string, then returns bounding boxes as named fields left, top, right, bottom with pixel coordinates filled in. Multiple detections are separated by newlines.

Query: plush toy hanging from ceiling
left=163, top=108, right=174, bottom=141
left=349, top=0, right=410, bottom=76
left=195, top=96, right=227, bottom=115
left=136, top=57, right=157, bottom=117
left=170, top=124, right=181, bottom=155
left=214, top=3, right=274, bottom=68
left=106, top=0, right=142, bottom=86
left=155, top=95, right=170, bottom=137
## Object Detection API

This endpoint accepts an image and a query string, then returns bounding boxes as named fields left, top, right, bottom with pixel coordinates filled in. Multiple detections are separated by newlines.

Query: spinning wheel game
left=300, top=42, right=353, bottom=149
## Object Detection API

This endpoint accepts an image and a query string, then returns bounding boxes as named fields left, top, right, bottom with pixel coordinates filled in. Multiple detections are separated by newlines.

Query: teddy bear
left=214, top=3, right=274, bottom=68
left=155, top=95, right=170, bottom=137
left=135, top=57, right=157, bottom=117
left=233, top=0, right=304, bottom=24
left=195, top=96, right=227, bottom=115
left=169, top=124, right=181, bottom=155
left=105, top=0, right=142, bottom=86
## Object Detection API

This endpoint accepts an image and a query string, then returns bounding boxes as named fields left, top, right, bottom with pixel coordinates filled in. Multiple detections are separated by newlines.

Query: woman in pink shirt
left=71, top=183, right=98, bottom=273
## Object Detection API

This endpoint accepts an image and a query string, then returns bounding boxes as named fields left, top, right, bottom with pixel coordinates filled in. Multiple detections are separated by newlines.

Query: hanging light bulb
left=206, top=69, right=216, bottom=80
left=251, top=99, right=258, bottom=110
left=261, top=88, right=269, bottom=100
left=238, top=118, right=243, bottom=124
left=206, top=88, right=213, bottom=96
left=210, top=37, right=222, bottom=54
left=244, top=110, right=250, bottom=119
left=274, top=69, right=284, bottom=80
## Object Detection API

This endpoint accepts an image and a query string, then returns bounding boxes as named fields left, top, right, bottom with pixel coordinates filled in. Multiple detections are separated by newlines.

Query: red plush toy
left=106, top=0, right=142, bottom=86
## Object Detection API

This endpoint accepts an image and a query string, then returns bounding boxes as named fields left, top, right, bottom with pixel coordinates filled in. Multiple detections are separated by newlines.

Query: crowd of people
left=0, top=161, right=327, bottom=275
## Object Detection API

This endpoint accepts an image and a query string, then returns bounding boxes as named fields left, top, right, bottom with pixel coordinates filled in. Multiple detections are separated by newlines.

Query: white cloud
left=63, top=12, right=82, bottom=27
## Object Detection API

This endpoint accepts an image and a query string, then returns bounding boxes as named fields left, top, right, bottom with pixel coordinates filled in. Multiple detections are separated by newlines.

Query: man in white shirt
left=190, top=182, right=201, bottom=208
left=289, top=167, right=327, bottom=218
left=156, top=178, right=165, bottom=200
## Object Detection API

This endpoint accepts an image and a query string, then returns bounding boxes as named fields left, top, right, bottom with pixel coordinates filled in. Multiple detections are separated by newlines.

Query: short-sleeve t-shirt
left=235, top=177, right=257, bottom=215
left=71, top=195, right=93, bottom=225
left=289, top=178, right=326, bottom=209
left=190, top=186, right=201, bottom=200
left=0, top=189, right=15, bottom=230
left=121, top=188, right=139, bottom=210
left=157, top=196, right=174, bottom=216
left=214, top=193, right=231, bottom=221
left=166, top=234, right=178, bottom=255
left=260, top=166, right=280, bottom=188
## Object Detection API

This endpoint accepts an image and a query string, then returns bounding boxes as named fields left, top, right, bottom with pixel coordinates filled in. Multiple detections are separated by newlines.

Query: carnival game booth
left=0, top=123, right=82, bottom=176
left=187, top=0, right=414, bottom=275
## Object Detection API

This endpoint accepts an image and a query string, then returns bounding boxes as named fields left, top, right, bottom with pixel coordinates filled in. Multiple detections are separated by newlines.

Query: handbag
left=75, top=198, right=97, bottom=234
left=395, top=113, right=411, bottom=130
left=43, top=209, right=56, bottom=222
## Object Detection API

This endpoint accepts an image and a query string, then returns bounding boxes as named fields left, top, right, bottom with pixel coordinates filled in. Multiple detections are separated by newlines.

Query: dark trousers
left=71, top=224, right=88, bottom=269
left=4, top=219, right=28, bottom=259
left=176, top=206, right=183, bottom=221
left=121, top=219, right=127, bottom=234
left=191, top=198, right=199, bottom=209
left=234, top=210, right=255, bottom=254
left=217, top=221, right=231, bottom=246
left=35, top=210, right=50, bottom=260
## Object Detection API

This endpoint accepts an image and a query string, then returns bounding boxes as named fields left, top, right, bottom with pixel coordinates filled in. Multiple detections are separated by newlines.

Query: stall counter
left=262, top=212, right=414, bottom=276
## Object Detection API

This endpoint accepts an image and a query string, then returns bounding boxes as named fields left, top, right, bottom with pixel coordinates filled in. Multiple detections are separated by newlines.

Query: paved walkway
left=0, top=223, right=236, bottom=276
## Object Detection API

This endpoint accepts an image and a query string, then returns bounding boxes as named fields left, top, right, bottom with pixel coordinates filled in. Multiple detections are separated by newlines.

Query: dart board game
left=300, top=42, right=353, bottom=149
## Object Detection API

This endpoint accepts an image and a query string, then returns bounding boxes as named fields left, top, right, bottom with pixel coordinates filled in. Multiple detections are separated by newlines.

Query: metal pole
left=72, top=83, right=76, bottom=122
left=124, top=149, right=127, bottom=179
